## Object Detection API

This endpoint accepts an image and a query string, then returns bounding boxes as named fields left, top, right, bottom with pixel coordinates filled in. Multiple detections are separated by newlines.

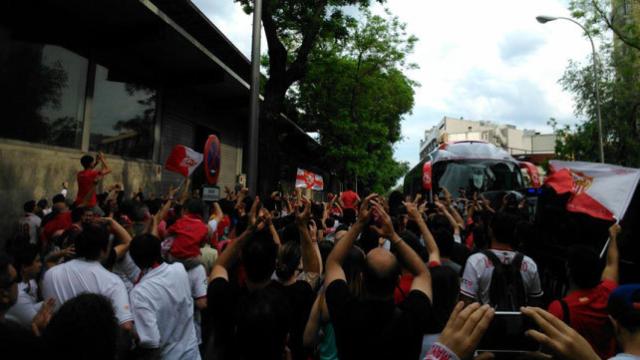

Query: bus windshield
left=434, top=159, right=524, bottom=195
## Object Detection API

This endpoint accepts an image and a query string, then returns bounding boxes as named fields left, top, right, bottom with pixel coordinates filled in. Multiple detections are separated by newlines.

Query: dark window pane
left=89, top=65, right=156, bottom=159
left=0, top=26, right=87, bottom=148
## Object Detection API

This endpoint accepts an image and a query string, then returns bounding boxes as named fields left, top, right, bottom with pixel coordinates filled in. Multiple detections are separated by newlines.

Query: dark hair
left=608, top=286, right=640, bottom=333
left=318, top=240, right=334, bottom=267
left=12, top=244, right=39, bottom=278
left=363, top=253, right=401, bottom=298
left=427, top=214, right=453, bottom=233
left=428, top=266, right=460, bottom=333
left=342, top=208, right=357, bottom=226
left=395, top=230, right=428, bottom=263
left=242, top=231, right=278, bottom=284
left=281, top=223, right=301, bottom=244
left=43, top=293, right=118, bottom=360
left=80, top=155, right=94, bottom=169
left=74, top=223, right=110, bottom=260
left=567, top=245, right=603, bottom=289
left=37, top=199, right=48, bottom=210
left=52, top=194, right=66, bottom=204
left=433, top=227, right=454, bottom=257
left=490, top=211, right=518, bottom=246
left=129, top=234, right=162, bottom=270
left=71, top=206, right=90, bottom=223
left=23, top=200, right=36, bottom=213
left=185, top=199, right=204, bottom=216
left=325, top=218, right=336, bottom=229
left=276, top=242, right=301, bottom=280
left=343, top=246, right=366, bottom=297
left=236, top=287, right=291, bottom=360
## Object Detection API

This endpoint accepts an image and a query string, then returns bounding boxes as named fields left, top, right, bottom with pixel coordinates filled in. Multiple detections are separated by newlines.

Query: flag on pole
left=165, top=145, right=203, bottom=177
left=295, top=168, right=324, bottom=191
left=545, top=160, right=640, bottom=221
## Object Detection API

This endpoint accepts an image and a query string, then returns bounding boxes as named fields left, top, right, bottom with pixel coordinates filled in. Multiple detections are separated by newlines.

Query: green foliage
left=553, top=1, right=640, bottom=166
left=294, top=9, right=416, bottom=192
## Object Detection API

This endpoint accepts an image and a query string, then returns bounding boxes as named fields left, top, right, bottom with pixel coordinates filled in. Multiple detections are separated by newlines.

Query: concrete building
left=419, top=116, right=556, bottom=162
left=0, top=0, right=328, bottom=238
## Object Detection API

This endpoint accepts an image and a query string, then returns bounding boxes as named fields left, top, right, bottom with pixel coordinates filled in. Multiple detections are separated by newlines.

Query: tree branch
left=592, top=0, right=640, bottom=51
left=285, top=0, right=329, bottom=85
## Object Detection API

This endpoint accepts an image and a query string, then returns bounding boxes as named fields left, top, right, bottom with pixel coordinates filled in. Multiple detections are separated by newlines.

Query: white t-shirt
left=460, top=249, right=543, bottom=305
left=6, top=280, right=42, bottom=328
left=18, top=213, right=41, bottom=245
left=42, top=259, right=133, bottom=324
left=130, top=263, right=200, bottom=359
left=188, top=265, right=208, bottom=345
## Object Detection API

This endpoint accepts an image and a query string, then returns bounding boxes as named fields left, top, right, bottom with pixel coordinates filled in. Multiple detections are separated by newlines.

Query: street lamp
left=536, top=15, right=605, bottom=163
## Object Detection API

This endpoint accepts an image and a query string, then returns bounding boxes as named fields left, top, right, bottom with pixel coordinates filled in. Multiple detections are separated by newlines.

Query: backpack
left=482, top=250, right=527, bottom=311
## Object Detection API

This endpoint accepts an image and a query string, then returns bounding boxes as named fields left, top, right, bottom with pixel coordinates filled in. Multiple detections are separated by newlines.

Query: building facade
left=419, top=116, right=556, bottom=162
left=0, top=0, right=328, bottom=239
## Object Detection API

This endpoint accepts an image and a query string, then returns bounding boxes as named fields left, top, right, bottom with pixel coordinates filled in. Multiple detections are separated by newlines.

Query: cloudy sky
left=192, top=0, right=594, bottom=172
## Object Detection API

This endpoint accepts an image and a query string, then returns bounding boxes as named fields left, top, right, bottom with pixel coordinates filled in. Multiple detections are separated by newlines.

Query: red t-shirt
left=548, top=279, right=618, bottom=359
left=168, top=214, right=209, bottom=259
left=75, top=169, right=100, bottom=207
left=340, top=190, right=359, bottom=210
left=42, top=211, right=72, bottom=243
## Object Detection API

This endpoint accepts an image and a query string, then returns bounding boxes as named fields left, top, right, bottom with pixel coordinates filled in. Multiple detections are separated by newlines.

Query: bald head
left=364, top=248, right=401, bottom=298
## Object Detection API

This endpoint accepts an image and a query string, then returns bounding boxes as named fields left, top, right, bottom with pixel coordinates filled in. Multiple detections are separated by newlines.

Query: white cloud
left=192, top=0, right=595, bottom=175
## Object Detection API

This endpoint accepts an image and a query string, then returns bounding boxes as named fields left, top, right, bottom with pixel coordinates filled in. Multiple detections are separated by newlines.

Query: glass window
left=89, top=65, right=156, bottom=159
left=0, top=26, right=88, bottom=148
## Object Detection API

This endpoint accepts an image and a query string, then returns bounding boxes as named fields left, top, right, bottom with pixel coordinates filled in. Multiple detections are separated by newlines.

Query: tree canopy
left=551, top=0, right=640, bottom=167
left=294, top=9, right=417, bottom=193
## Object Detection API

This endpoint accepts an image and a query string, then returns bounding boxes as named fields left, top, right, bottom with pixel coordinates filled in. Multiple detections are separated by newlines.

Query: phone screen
left=476, top=312, right=539, bottom=353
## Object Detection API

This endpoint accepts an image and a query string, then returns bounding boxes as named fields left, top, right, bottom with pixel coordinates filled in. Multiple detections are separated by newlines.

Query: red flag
left=295, top=168, right=324, bottom=191
left=165, top=145, right=203, bottom=177
left=545, top=161, right=640, bottom=221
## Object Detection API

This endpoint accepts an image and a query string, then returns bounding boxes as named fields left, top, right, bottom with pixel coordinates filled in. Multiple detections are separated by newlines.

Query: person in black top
left=324, top=194, right=434, bottom=360
left=206, top=196, right=321, bottom=360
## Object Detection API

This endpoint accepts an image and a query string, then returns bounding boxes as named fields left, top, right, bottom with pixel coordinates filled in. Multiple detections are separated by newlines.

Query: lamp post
left=248, top=0, right=263, bottom=196
left=536, top=15, right=605, bottom=163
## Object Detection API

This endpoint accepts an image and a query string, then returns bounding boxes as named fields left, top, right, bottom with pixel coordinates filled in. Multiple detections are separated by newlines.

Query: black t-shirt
left=206, top=278, right=314, bottom=360
left=273, top=280, right=315, bottom=360
left=326, top=279, right=433, bottom=360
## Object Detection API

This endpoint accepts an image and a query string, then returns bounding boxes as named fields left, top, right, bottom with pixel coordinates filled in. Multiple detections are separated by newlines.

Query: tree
left=294, top=10, right=416, bottom=193
left=551, top=1, right=640, bottom=166
left=235, top=0, right=385, bottom=194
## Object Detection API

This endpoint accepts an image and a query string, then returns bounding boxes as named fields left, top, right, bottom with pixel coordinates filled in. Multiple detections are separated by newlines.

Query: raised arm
left=208, top=227, right=255, bottom=283
left=324, top=194, right=376, bottom=286
left=436, top=201, right=461, bottom=234
left=109, top=218, right=133, bottom=260
left=404, top=201, right=440, bottom=264
left=601, top=223, right=621, bottom=282
left=296, top=199, right=321, bottom=276
left=372, top=202, right=432, bottom=300
left=97, top=152, right=112, bottom=176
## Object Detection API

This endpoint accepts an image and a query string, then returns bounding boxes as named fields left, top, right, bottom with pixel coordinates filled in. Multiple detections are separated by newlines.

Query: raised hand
left=436, top=302, right=494, bottom=360
left=295, top=198, right=311, bottom=227
left=357, top=193, right=378, bottom=224
left=403, top=201, right=422, bottom=222
left=248, top=196, right=261, bottom=227
left=521, top=307, right=599, bottom=360
left=370, top=201, right=395, bottom=239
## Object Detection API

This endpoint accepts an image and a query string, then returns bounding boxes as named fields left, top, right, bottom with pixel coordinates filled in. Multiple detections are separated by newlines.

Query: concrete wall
left=0, top=139, right=161, bottom=242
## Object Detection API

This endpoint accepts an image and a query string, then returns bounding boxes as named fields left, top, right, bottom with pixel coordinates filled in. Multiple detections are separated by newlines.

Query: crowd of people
left=1, top=152, right=639, bottom=360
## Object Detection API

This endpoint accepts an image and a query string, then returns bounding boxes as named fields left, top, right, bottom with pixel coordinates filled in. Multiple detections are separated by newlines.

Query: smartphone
left=476, top=311, right=538, bottom=354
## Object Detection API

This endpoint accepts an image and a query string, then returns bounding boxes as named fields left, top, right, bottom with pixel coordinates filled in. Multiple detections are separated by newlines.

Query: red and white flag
left=165, top=145, right=203, bottom=177
left=295, top=168, right=324, bottom=191
left=545, top=160, right=640, bottom=221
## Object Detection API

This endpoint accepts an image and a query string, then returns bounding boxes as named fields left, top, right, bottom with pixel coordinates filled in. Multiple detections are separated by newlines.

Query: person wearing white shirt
left=42, top=221, right=134, bottom=332
left=18, top=201, right=41, bottom=245
left=6, top=244, right=43, bottom=328
left=188, top=264, right=208, bottom=345
left=129, top=234, right=200, bottom=359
